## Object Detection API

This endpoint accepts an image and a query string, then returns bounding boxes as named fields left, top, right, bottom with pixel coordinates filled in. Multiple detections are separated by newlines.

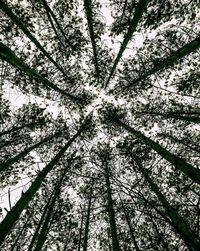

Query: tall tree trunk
left=160, top=133, right=200, bottom=155
left=0, top=42, right=84, bottom=102
left=0, top=0, right=68, bottom=79
left=33, top=155, right=73, bottom=251
left=10, top=211, right=33, bottom=251
left=41, top=0, right=76, bottom=50
left=105, top=0, right=149, bottom=88
left=104, top=162, right=120, bottom=251
left=113, top=118, right=200, bottom=184
left=0, top=117, right=90, bottom=245
left=83, top=181, right=93, bottom=251
left=83, top=0, right=99, bottom=78
left=0, top=130, right=62, bottom=172
left=77, top=209, right=84, bottom=251
left=134, top=159, right=200, bottom=251
left=137, top=111, right=200, bottom=123
left=27, top=191, right=55, bottom=251
left=124, top=35, right=200, bottom=89
left=0, top=121, right=37, bottom=138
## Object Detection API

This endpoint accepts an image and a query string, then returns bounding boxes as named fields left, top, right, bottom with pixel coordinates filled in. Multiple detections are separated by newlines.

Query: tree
left=0, top=0, right=199, bottom=250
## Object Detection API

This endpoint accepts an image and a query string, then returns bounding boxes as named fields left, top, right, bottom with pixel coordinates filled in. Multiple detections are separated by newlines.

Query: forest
left=0, top=0, right=200, bottom=250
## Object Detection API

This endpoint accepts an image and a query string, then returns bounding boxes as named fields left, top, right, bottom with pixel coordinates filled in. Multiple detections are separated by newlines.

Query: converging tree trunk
left=119, top=196, right=140, bottom=251
left=0, top=42, right=84, bottom=101
left=0, top=117, right=90, bottom=245
left=0, top=121, right=37, bottom=138
left=113, top=118, right=200, bottom=184
left=33, top=155, right=73, bottom=251
left=105, top=0, right=149, bottom=88
left=0, top=0, right=68, bottom=79
left=104, top=161, right=120, bottom=251
left=83, top=180, right=93, bottom=251
left=83, top=0, right=99, bottom=77
left=124, top=35, right=200, bottom=89
left=134, top=159, right=200, bottom=251
left=27, top=191, right=54, bottom=251
left=0, top=130, right=62, bottom=172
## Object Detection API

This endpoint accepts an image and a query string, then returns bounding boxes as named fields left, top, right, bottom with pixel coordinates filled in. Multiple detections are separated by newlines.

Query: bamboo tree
left=83, top=180, right=93, bottom=251
left=0, top=117, right=90, bottom=245
left=123, top=35, right=200, bottom=89
left=83, top=0, right=100, bottom=78
left=33, top=154, right=74, bottom=251
left=103, top=159, right=120, bottom=251
left=0, top=130, right=62, bottom=172
left=0, top=42, right=84, bottom=102
left=133, top=159, right=200, bottom=251
left=0, top=0, right=68, bottom=79
left=112, top=117, right=200, bottom=184
left=104, top=0, right=149, bottom=88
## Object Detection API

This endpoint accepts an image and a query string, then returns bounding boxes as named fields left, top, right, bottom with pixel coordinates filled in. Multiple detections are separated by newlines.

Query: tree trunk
left=124, top=35, right=200, bottom=88
left=105, top=0, right=149, bottom=88
left=0, top=42, right=84, bottom=102
left=137, top=111, right=200, bottom=123
left=0, top=121, right=37, bottom=138
left=33, top=155, right=72, bottom=251
left=41, top=0, right=75, bottom=50
left=160, top=133, right=200, bottom=155
left=0, top=0, right=68, bottom=79
left=120, top=197, right=140, bottom=251
left=0, top=117, right=89, bottom=245
left=83, top=181, right=93, bottom=251
left=104, top=162, right=120, bottom=251
left=83, top=0, right=99, bottom=77
left=135, top=160, right=200, bottom=251
left=27, top=192, right=54, bottom=251
left=10, top=211, right=33, bottom=251
left=0, top=130, right=62, bottom=172
left=114, top=118, right=200, bottom=184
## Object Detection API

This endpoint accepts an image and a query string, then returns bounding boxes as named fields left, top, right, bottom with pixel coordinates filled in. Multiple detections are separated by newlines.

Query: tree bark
left=41, top=0, right=76, bottom=51
left=33, top=154, right=73, bottom=251
left=27, top=192, right=54, bottom=251
left=113, top=118, right=200, bottom=184
left=10, top=211, right=33, bottom=251
left=120, top=198, right=140, bottom=251
left=137, top=110, right=200, bottom=123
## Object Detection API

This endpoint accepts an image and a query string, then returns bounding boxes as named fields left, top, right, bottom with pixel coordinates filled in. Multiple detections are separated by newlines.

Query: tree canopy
left=0, top=0, right=200, bottom=250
